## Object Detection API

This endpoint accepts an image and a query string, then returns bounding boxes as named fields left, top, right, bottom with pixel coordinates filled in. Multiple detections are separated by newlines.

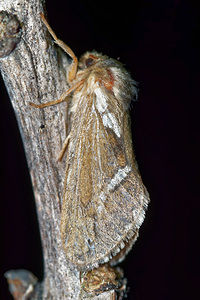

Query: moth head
left=79, top=51, right=107, bottom=70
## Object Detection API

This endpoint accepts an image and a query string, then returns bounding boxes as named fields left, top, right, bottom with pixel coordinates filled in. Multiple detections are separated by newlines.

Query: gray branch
left=0, top=0, right=126, bottom=299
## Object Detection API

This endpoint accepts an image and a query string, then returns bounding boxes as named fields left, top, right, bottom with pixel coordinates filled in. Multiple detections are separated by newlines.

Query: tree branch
left=0, top=0, right=126, bottom=299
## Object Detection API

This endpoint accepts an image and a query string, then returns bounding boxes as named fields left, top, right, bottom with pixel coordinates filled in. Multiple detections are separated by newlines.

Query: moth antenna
left=40, top=13, right=78, bottom=82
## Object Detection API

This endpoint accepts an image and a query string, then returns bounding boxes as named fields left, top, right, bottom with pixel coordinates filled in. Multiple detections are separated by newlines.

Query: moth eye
left=85, top=57, right=94, bottom=68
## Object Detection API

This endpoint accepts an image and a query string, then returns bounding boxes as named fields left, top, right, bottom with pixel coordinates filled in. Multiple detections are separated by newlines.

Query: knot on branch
left=0, top=11, right=22, bottom=58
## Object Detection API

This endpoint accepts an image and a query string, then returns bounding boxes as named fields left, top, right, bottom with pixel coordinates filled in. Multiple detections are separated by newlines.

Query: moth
left=30, top=13, right=150, bottom=270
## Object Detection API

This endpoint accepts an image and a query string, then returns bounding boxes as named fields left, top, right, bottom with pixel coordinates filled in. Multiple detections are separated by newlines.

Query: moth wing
left=60, top=87, right=149, bottom=269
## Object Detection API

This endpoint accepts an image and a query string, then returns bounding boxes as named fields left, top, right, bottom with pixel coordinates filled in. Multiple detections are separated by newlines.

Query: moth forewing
left=31, top=14, right=150, bottom=271
left=123, top=111, right=137, bottom=169
left=59, top=57, right=150, bottom=270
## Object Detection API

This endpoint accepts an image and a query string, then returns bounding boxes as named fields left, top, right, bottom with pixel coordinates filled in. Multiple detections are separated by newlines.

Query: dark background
left=0, top=0, right=199, bottom=299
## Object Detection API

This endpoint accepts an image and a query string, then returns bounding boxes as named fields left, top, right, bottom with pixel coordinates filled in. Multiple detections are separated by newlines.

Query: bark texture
left=0, top=0, right=125, bottom=299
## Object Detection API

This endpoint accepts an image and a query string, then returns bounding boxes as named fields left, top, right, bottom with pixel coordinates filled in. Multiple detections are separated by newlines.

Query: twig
left=0, top=0, right=124, bottom=299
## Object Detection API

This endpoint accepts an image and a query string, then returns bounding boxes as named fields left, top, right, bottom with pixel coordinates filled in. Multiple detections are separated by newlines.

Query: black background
left=0, top=1, right=200, bottom=299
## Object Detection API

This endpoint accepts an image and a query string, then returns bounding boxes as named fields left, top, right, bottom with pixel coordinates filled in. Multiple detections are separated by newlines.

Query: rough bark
left=0, top=0, right=125, bottom=299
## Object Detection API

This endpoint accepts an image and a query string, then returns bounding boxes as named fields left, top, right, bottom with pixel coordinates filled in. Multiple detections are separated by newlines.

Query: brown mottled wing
left=60, top=88, right=149, bottom=269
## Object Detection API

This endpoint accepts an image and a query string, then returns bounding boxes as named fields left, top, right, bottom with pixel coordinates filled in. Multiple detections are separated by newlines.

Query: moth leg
left=40, top=13, right=78, bottom=83
left=58, top=134, right=71, bottom=162
left=30, top=80, right=83, bottom=108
